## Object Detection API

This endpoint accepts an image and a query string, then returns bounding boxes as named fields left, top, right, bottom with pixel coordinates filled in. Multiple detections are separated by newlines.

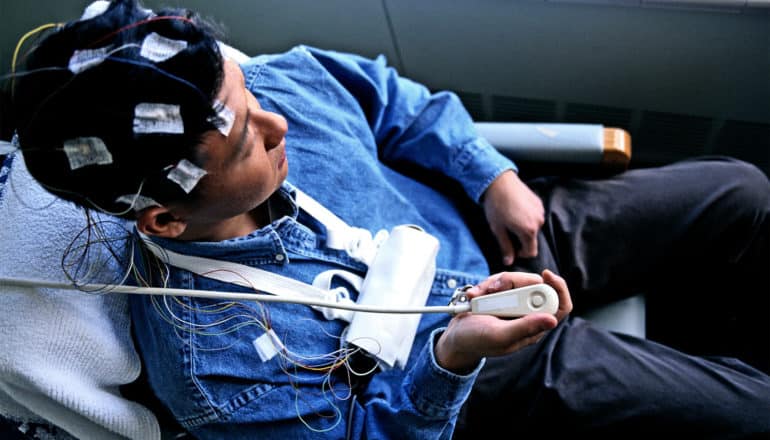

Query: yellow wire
left=10, top=22, right=62, bottom=96
left=11, top=23, right=62, bottom=74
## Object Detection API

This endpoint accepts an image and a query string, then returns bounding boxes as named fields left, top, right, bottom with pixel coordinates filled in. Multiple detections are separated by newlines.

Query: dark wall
left=2, top=0, right=768, bottom=172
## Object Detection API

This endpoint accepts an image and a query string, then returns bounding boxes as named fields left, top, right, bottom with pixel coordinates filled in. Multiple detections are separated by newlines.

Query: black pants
left=455, top=157, right=770, bottom=438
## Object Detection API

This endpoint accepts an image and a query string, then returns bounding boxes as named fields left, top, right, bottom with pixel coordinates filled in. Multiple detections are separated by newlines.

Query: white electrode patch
left=139, top=32, right=188, bottom=63
left=252, top=329, right=285, bottom=362
left=63, top=137, right=113, bottom=170
left=166, top=158, right=207, bottom=193
left=79, top=0, right=110, bottom=21
left=0, top=140, right=15, bottom=155
left=68, top=46, right=111, bottom=74
left=133, top=103, right=184, bottom=134
left=115, top=194, right=161, bottom=211
left=209, top=101, right=236, bottom=137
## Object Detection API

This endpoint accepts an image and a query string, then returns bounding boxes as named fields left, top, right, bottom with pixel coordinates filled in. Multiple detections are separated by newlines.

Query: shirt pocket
left=187, top=297, right=351, bottom=417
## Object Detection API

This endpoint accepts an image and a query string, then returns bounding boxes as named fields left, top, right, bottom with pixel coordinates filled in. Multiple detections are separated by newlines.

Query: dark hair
left=11, top=0, right=225, bottom=217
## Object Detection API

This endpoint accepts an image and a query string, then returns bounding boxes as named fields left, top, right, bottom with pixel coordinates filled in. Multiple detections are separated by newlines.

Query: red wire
left=87, top=15, right=195, bottom=48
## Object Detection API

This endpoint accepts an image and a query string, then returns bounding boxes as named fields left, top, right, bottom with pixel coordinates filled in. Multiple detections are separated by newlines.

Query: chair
left=474, top=122, right=631, bottom=169
left=0, top=121, right=645, bottom=440
left=0, top=154, right=161, bottom=440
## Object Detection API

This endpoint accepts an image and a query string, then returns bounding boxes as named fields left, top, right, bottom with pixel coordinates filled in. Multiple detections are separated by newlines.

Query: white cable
left=0, top=277, right=470, bottom=315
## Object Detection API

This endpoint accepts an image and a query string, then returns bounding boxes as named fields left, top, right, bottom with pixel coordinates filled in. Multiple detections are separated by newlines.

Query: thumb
left=497, top=313, right=558, bottom=353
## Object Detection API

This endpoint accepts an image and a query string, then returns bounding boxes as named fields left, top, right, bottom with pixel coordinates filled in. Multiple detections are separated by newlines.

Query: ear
left=136, top=206, right=188, bottom=238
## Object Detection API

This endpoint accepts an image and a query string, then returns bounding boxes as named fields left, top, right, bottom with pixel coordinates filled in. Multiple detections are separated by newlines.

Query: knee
left=710, top=157, right=769, bottom=213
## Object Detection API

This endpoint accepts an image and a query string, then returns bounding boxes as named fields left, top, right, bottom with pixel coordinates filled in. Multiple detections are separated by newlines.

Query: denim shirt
left=130, top=45, right=517, bottom=439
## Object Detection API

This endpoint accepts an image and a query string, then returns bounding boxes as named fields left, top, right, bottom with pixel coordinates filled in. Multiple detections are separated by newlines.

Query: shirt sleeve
left=348, top=328, right=485, bottom=440
left=304, top=46, right=517, bottom=203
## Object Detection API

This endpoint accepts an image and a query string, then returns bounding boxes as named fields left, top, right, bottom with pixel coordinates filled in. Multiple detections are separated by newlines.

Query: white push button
left=531, top=292, right=546, bottom=308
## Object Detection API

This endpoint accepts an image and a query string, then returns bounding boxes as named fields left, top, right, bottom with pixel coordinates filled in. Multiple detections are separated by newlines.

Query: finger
left=516, top=228, right=539, bottom=258
left=472, top=273, right=505, bottom=296
left=494, top=314, right=557, bottom=354
left=491, top=225, right=515, bottom=266
left=542, top=269, right=573, bottom=320
left=472, top=271, right=544, bottom=297
left=495, top=271, right=543, bottom=290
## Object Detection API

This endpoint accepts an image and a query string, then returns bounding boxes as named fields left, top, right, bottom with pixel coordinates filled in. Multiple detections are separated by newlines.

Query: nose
left=257, top=110, right=288, bottom=151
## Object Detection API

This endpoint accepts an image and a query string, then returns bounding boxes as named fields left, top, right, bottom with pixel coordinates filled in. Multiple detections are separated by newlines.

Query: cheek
left=243, top=157, right=278, bottom=199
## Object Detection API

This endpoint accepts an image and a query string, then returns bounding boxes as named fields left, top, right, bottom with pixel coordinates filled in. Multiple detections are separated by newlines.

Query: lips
left=275, top=141, right=287, bottom=169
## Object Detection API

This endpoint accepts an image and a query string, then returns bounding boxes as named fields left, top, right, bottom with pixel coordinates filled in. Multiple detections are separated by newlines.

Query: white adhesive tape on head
left=133, top=103, right=184, bottom=135
left=115, top=194, right=161, bottom=211
left=69, top=44, right=139, bottom=74
left=69, top=46, right=111, bottom=74
left=63, top=137, right=113, bottom=170
left=79, top=1, right=110, bottom=21
left=167, top=158, right=207, bottom=193
left=209, top=101, right=236, bottom=137
left=140, top=32, right=188, bottom=63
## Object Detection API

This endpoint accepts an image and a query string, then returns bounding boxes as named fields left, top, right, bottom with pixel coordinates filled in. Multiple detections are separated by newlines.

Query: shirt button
left=275, top=254, right=285, bottom=262
left=446, top=278, right=457, bottom=289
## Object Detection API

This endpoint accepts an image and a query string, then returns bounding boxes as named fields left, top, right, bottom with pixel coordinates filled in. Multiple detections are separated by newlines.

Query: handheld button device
left=469, top=283, right=559, bottom=317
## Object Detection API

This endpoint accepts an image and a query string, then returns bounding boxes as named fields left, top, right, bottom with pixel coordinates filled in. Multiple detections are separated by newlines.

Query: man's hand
left=435, top=270, right=572, bottom=373
left=482, top=170, right=545, bottom=266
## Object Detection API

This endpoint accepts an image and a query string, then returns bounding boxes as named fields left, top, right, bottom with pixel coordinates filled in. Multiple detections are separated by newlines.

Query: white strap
left=312, top=269, right=363, bottom=292
left=311, top=269, right=364, bottom=321
left=141, top=239, right=357, bottom=321
left=294, top=188, right=351, bottom=250
left=294, top=188, right=388, bottom=264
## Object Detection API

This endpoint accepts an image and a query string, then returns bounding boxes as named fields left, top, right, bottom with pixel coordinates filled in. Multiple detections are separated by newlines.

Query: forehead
left=218, top=59, right=245, bottom=104
left=197, top=60, right=246, bottom=165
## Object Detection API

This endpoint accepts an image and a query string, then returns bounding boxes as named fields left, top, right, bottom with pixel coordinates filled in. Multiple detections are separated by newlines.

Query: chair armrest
left=474, top=122, right=631, bottom=169
left=578, top=294, right=646, bottom=338
left=601, top=127, right=632, bottom=168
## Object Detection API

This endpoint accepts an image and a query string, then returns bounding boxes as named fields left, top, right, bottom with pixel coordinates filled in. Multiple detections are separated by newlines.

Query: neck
left=178, top=205, right=270, bottom=242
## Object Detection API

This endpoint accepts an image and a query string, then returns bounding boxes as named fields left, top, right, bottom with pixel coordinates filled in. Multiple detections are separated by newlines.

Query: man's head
left=10, top=0, right=287, bottom=240
left=139, top=58, right=288, bottom=241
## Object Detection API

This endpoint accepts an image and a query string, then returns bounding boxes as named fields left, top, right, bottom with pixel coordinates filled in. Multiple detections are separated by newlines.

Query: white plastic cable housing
left=470, top=283, right=559, bottom=317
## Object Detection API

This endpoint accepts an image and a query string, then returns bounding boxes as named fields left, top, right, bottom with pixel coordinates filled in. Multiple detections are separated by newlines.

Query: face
left=173, top=59, right=289, bottom=232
